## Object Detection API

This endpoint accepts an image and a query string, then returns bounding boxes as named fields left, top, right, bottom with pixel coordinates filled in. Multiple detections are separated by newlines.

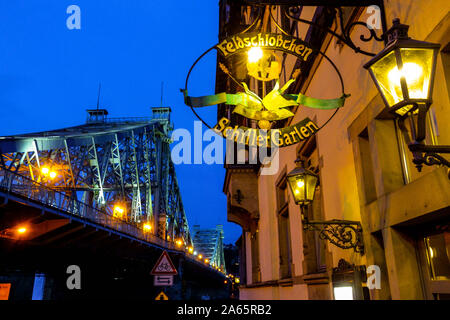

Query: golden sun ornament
left=258, top=119, right=271, bottom=130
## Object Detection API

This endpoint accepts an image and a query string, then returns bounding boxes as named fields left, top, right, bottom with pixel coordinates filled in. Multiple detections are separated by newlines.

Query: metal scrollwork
left=413, top=152, right=450, bottom=176
left=304, top=219, right=364, bottom=254
left=423, top=153, right=450, bottom=167
left=283, top=6, right=384, bottom=57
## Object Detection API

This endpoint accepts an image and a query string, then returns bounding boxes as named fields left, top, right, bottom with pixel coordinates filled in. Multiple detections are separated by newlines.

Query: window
left=441, top=43, right=450, bottom=100
left=358, top=128, right=377, bottom=203
left=395, top=111, right=438, bottom=184
left=276, top=176, right=292, bottom=279
left=418, top=228, right=450, bottom=300
left=424, top=232, right=450, bottom=281
left=251, top=229, right=261, bottom=283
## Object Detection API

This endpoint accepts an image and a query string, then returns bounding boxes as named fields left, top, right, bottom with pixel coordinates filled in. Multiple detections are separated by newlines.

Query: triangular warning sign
left=151, top=251, right=178, bottom=275
left=155, top=291, right=169, bottom=300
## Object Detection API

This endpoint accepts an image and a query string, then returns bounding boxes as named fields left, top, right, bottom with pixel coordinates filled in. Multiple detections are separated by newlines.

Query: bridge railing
left=105, top=117, right=153, bottom=123
left=0, top=168, right=176, bottom=250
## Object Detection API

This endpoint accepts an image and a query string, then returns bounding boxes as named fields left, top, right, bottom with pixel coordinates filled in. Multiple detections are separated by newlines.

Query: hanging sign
left=182, top=30, right=349, bottom=147
left=217, top=32, right=314, bottom=61
left=213, top=116, right=319, bottom=148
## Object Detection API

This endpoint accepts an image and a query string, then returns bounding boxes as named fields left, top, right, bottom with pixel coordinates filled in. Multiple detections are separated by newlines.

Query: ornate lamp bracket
left=397, top=107, right=450, bottom=177
left=303, top=218, right=364, bottom=254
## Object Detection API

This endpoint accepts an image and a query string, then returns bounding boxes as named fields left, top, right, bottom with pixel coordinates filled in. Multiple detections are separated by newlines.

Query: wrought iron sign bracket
left=303, top=218, right=364, bottom=254
left=242, top=0, right=387, bottom=57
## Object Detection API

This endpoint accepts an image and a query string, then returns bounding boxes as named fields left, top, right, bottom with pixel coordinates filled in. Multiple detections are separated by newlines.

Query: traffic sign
left=0, top=283, right=11, bottom=300
left=151, top=251, right=178, bottom=275
left=155, top=291, right=169, bottom=300
left=154, top=275, right=173, bottom=286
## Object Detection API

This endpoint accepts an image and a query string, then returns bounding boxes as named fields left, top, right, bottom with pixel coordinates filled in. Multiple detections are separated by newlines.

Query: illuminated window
left=425, top=232, right=450, bottom=281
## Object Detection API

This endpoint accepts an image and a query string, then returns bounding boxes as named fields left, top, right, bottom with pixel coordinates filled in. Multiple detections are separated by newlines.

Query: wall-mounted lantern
left=286, top=158, right=318, bottom=206
left=287, top=158, right=364, bottom=254
left=364, top=19, right=449, bottom=173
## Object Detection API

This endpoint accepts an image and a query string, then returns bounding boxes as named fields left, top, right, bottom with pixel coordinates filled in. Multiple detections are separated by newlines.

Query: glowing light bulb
left=388, top=62, right=423, bottom=84
left=297, top=180, right=304, bottom=188
left=388, top=62, right=426, bottom=102
left=49, top=171, right=57, bottom=179
left=143, top=224, right=151, bottom=231
left=248, top=47, right=263, bottom=63
left=113, top=205, right=124, bottom=216
left=41, top=167, right=49, bottom=175
left=17, top=227, right=27, bottom=234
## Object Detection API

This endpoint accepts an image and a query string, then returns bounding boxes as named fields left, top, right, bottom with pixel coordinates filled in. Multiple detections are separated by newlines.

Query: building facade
left=218, top=1, right=450, bottom=300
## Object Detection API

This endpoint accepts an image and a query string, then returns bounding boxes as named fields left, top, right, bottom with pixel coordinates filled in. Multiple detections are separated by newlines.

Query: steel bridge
left=0, top=107, right=190, bottom=244
left=0, top=107, right=228, bottom=299
left=192, top=225, right=226, bottom=273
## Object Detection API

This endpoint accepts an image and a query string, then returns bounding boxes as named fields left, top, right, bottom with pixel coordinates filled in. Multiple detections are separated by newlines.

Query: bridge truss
left=0, top=108, right=192, bottom=247
left=192, top=225, right=226, bottom=272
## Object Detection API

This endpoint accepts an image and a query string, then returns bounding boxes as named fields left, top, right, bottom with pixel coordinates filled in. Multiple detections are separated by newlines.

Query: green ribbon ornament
left=182, top=79, right=349, bottom=121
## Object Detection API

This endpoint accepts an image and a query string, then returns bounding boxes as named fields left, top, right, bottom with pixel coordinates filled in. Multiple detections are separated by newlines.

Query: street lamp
left=364, top=19, right=449, bottom=173
left=287, top=158, right=364, bottom=254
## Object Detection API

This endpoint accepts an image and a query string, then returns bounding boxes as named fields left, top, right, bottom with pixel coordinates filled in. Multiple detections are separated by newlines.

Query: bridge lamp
left=17, top=227, right=27, bottom=234
left=198, top=254, right=203, bottom=260
left=41, top=167, right=50, bottom=175
left=176, top=239, right=183, bottom=247
left=113, top=205, right=125, bottom=218
left=364, top=19, right=439, bottom=117
left=143, top=223, right=152, bottom=232
left=49, top=171, right=57, bottom=179
left=188, top=246, right=194, bottom=254
left=204, top=259, right=209, bottom=264
left=235, top=278, right=240, bottom=284
left=287, top=158, right=318, bottom=206
left=193, top=251, right=197, bottom=256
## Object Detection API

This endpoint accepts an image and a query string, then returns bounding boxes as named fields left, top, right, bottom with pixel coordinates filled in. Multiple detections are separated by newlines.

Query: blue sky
left=0, top=1, right=241, bottom=244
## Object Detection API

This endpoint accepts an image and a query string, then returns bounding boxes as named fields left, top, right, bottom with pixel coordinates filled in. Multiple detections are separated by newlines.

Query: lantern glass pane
left=305, top=174, right=318, bottom=201
left=399, top=48, right=434, bottom=101
left=369, top=50, right=401, bottom=108
left=287, top=175, right=306, bottom=204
